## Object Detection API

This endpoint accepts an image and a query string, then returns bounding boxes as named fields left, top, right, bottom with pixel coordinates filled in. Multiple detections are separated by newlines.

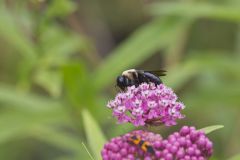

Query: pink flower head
left=107, top=83, right=185, bottom=126
left=101, top=126, right=213, bottom=160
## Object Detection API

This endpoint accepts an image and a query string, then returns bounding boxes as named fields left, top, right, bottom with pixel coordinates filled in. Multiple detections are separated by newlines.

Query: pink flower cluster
left=101, top=126, right=213, bottom=160
left=107, top=83, right=185, bottom=126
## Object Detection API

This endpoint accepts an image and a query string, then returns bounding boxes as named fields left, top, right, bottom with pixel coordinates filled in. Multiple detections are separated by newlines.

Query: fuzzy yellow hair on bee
left=128, top=135, right=155, bottom=154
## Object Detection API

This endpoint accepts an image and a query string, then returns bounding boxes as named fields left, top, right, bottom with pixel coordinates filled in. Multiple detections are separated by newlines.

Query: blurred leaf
left=0, top=3, right=37, bottom=61
left=199, top=125, right=224, bottom=134
left=229, top=154, right=240, bottom=160
left=82, top=142, right=95, bottom=160
left=34, top=69, right=62, bottom=98
left=165, top=51, right=240, bottom=85
left=150, top=2, right=240, bottom=22
left=0, top=3, right=37, bottom=90
left=183, top=82, right=240, bottom=108
left=46, top=0, right=76, bottom=18
left=17, top=60, right=35, bottom=91
left=62, top=63, right=96, bottom=109
left=165, top=20, right=190, bottom=67
left=0, top=109, right=70, bottom=144
left=0, top=84, right=63, bottom=111
left=178, top=53, right=240, bottom=107
left=82, top=109, right=106, bottom=160
left=39, top=25, right=88, bottom=66
left=30, top=126, right=86, bottom=159
left=94, top=17, right=192, bottom=90
left=54, top=157, right=75, bottom=160
left=164, top=59, right=199, bottom=90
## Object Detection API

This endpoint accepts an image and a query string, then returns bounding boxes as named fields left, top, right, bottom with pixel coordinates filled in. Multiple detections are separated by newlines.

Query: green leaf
left=149, top=2, right=240, bottom=22
left=0, top=84, right=63, bottom=112
left=183, top=82, right=240, bottom=108
left=62, top=63, right=96, bottom=109
left=176, top=53, right=240, bottom=107
left=82, top=142, right=95, bottom=160
left=199, top=125, right=224, bottom=134
left=39, top=25, right=88, bottom=66
left=164, top=59, right=199, bottom=90
left=209, top=157, right=218, bottom=160
left=0, top=109, right=70, bottom=144
left=30, top=126, right=84, bottom=156
left=94, top=17, right=192, bottom=91
left=82, top=109, right=106, bottom=160
left=34, top=69, right=62, bottom=98
left=0, top=3, right=37, bottom=90
left=228, top=154, right=240, bottom=160
left=24, top=126, right=91, bottom=160
left=46, top=0, right=76, bottom=18
left=0, top=3, right=37, bottom=61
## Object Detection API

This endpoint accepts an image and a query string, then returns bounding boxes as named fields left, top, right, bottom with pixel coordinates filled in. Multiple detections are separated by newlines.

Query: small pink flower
left=107, top=83, right=185, bottom=126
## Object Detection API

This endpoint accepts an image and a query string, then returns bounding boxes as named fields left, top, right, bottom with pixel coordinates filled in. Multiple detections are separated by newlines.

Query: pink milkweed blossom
left=101, top=126, right=213, bottom=160
left=107, top=83, right=185, bottom=126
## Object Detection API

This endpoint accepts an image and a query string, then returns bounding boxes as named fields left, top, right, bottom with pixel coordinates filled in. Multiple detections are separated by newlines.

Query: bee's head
left=116, top=75, right=125, bottom=89
left=116, top=75, right=128, bottom=90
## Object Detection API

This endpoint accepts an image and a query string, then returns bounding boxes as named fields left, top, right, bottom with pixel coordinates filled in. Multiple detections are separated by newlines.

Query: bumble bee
left=128, top=135, right=155, bottom=154
left=116, top=69, right=166, bottom=91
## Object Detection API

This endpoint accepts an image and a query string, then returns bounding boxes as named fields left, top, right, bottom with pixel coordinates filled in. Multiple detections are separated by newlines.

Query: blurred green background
left=0, top=0, right=240, bottom=160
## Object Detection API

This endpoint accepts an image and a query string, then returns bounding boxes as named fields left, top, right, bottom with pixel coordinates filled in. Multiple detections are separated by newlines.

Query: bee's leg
left=125, top=77, right=134, bottom=88
left=138, top=73, right=148, bottom=84
left=131, top=79, right=137, bottom=87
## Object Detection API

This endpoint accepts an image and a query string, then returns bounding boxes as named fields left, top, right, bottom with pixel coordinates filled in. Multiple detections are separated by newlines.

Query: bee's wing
left=144, top=70, right=166, bottom=77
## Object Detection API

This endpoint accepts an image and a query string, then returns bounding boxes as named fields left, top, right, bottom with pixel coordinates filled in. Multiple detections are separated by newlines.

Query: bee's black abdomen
left=143, top=72, right=162, bottom=85
left=137, top=72, right=148, bottom=84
